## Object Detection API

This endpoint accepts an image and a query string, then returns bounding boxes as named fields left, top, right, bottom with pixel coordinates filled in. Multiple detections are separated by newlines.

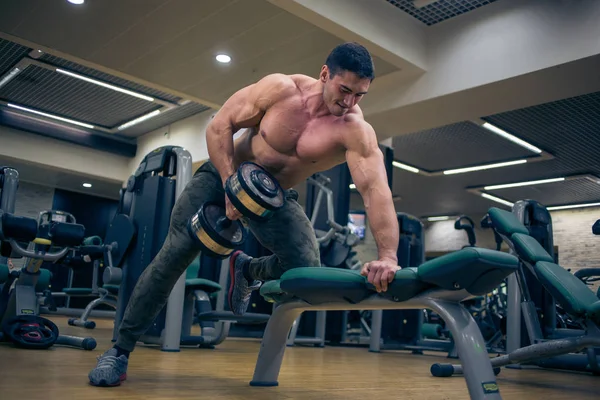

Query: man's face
left=321, top=67, right=370, bottom=116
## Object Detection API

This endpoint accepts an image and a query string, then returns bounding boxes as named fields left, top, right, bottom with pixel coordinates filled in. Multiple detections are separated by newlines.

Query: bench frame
left=250, top=288, right=502, bottom=400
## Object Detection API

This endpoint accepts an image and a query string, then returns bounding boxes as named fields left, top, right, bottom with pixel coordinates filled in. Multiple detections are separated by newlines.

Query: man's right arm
left=206, top=73, right=296, bottom=185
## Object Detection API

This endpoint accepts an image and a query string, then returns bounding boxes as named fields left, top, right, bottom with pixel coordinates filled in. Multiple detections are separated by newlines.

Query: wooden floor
left=0, top=316, right=598, bottom=399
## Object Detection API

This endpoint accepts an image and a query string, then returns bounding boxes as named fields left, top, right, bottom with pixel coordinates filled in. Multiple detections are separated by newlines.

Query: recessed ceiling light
left=216, top=54, right=231, bottom=63
left=83, top=183, right=92, bottom=188
left=68, top=0, right=85, bottom=4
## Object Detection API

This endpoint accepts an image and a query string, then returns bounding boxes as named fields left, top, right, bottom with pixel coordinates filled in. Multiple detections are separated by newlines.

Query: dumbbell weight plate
left=225, top=162, right=285, bottom=221
left=188, top=202, right=245, bottom=259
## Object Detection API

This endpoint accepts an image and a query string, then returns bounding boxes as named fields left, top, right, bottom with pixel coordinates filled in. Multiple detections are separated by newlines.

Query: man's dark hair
left=325, top=42, right=375, bottom=81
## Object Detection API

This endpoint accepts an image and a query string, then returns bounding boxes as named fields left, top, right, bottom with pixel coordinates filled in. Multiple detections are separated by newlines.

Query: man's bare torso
left=231, top=74, right=362, bottom=189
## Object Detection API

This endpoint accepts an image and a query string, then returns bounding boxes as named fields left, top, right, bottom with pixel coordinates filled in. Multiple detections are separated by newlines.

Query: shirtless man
left=88, top=42, right=400, bottom=387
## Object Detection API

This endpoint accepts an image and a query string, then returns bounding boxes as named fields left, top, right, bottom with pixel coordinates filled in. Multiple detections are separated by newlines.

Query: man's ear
left=319, top=65, right=329, bottom=83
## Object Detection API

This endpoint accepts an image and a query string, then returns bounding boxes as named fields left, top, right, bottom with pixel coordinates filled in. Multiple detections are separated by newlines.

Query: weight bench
left=433, top=207, right=600, bottom=381
left=255, top=246, right=520, bottom=400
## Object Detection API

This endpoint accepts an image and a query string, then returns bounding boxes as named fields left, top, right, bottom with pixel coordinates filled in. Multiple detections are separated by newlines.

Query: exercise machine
left=107, top=146, right=269, bottom=351
left=432, top=205, right=600, bottom=382
left=67, top=213, right=135, bottom=329
left=0, top=166, right=96, bottom=350
left=499, top=200, right=600, bottom=374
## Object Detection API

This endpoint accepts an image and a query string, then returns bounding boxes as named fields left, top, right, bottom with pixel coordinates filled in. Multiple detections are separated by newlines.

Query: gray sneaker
left=88, top=347, right=128, bottom=387
left=228, top=250, right=261, bottom=316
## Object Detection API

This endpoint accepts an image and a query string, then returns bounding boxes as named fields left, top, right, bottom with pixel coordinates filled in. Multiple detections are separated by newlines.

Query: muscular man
left=88, top=42, right=400, bottom=387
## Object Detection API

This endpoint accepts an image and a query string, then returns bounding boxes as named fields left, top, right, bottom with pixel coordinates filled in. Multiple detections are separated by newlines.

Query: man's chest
left=258, top=104, right=343, bottom=159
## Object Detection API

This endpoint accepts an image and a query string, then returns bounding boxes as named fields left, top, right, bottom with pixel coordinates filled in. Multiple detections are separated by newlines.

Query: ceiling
left=0, top=154, right=122, bottom=200
left=2, top=0, right=600, bottom=220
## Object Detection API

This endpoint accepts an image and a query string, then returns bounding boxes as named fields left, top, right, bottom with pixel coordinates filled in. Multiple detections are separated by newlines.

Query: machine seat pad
left=488, top=207, right=530, bottom=236
left=378, top=268, right=430, bottom=302
left=279, top=267, right=370, bottom=305
left=535, top=261, right=600, bottom=319
left=0, top=264, right=8, bottom=284
left=185, top=278, right=222, bottom=294
left=103, top=284, right=120, bottom=295
left=63, top=287, right=94, bottom=296
left=260, top=280, right=295, bottom=303
left=588, top=301, right=600, bottom=325
left=417, top=247, right=519, bottom=295
left=82, top=235, right=103, bottom=246
left=511, top=233, right=554, bottom=264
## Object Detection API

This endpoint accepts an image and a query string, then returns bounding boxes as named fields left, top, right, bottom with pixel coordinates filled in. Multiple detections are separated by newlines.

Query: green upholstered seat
left=185, top=257, right=222, bottom=294
left=279, top=267, right=370, bottom=305
left=260, top=280, right=294, bottom=303
left=417, top=247, right=519, bottom=295
left=588, top=301, right=600, bottom=325
left=535, top=261, right=600, bottom=319
left=103, top=284, right=120, bottom=295
left=63, top=287, right=94, bottom=296
left=381, top=268, right=429, bottom=302
left=0, top=264, right=8, bottom=284
left=259, top=247, right=519, bottom=305
left=488, top=207, right=529, bottom=236
left=488, top=206, right=600, bottom=323
left=185, top=278, right=222, bottom=293
left=511, top=233, right=554, bottom=264
left=36, top=269, right=52, bottom=292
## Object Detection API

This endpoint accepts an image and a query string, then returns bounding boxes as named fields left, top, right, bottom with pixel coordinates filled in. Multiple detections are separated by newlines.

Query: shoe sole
left=90, top=373, right=127, bottom=387
left=228, top=250, right=242, bottom=315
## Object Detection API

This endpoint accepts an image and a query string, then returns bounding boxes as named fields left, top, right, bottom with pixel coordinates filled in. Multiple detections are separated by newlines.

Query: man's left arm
left=345, top=121, right=400, bottom=292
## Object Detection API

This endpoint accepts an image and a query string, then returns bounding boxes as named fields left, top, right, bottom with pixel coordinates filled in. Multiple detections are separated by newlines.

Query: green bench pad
left=588, top=301, right=600, bottom=325
left=417, top=247, right=519, bottom=295
left=63, top=287, right=94, bottom=296
left=535, top=261, right=600, bottom=319
left=280, top=268, right=370, bottom=305
left=0, top=264, right=8, bottom=284
left=83, top=235, right=103, bottom=246
left=260, top=247, right=519, bottom=305
left=185, top=278, right=222, bottom=294
left=488, top=207, right=529, bottom=236
left=511, top=233, right=554, bottom=264
left=103, top=284, right=120, bottom=295
left=260, top=280, right=295, bottom=303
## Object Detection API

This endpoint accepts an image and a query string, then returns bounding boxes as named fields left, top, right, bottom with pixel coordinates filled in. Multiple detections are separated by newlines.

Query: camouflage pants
left=115, top=161, right=320, bottom=351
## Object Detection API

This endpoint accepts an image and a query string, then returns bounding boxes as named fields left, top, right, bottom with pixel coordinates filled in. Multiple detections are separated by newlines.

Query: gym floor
left=0, top=316, right=598, bottom=400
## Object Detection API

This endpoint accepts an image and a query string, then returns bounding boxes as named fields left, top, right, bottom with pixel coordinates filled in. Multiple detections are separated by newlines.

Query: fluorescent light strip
left=481, top=193, right=514, bottom=207
left=117, top=109, right=161, bottom=130
left=0, top=67, right=21, bottom=89
left=427, top=216, right=450, bottom=222
left=444, top=159, right=527, bottom=175
left=7, top=103, right=94, bottom=129
left=392, top=161, right=420, bottom=174
left=547, top=202, right=600, bottom=211
left=56, top=69, right=154, bottom=102
left=484, top=177, right=565, bottom=191
left=482, top=122, right=542, bottom=154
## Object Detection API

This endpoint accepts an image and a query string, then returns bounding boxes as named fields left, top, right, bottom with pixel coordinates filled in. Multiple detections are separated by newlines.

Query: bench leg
left=250, top=302, right=304, bottom=386
left=426, top=299, right=502, bottom=400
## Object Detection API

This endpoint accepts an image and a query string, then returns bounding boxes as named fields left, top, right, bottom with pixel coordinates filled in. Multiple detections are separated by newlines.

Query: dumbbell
left=187, top=162, right=285, bottom=259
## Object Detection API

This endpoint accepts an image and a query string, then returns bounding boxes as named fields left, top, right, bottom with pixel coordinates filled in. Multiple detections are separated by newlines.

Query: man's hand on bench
left=360, top=258, right=400, bottom=292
